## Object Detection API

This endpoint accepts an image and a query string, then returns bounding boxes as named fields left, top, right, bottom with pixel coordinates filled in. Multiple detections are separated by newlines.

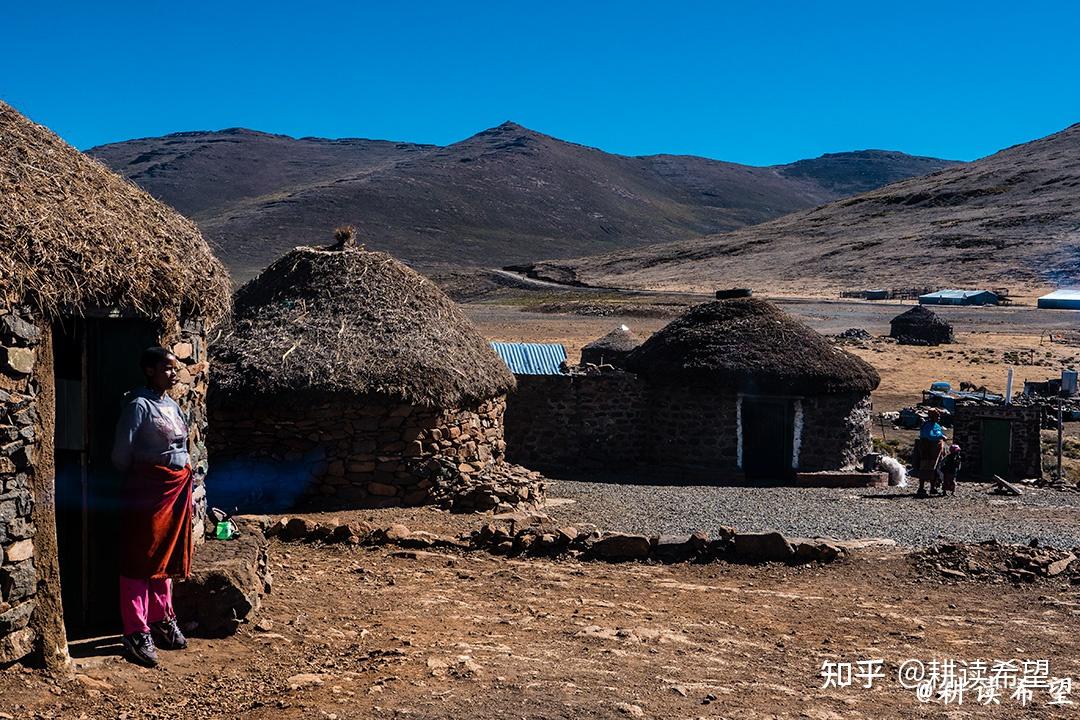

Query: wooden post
left=29, top=328, right=71, bottom=674
left=1057, top=397, right=1064, bottom=484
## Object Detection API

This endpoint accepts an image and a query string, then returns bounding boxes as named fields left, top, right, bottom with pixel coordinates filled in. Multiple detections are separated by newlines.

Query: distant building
left=889, top=306, right=955, bottom=345
left=580, top=325, right=643, bottom=368
left=919, top=289, right=999, bottom=306
left=490, top=342, right=567, bottom=375
left=1037, top=289, right=1080, bottom=310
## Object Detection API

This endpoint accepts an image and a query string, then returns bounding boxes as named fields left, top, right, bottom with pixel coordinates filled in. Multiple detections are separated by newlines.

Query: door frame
left=737, top=393, right=803, bottom=480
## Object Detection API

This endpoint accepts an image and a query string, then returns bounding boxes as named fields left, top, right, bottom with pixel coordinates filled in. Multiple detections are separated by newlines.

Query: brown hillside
left=90, top=123, right=955, bottom=282
left=520, top=123, right=1080, bottom=295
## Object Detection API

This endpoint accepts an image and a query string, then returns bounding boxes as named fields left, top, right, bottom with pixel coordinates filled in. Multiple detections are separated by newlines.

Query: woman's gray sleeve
left=111, top=399, right=148, bottom=471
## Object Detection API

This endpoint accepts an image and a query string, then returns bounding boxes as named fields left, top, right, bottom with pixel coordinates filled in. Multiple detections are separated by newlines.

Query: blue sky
left=5, top=1, right=1079, bottom=164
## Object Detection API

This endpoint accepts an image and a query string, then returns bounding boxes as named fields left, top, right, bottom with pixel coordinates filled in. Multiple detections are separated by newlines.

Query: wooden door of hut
left=741, top=397, right=795, bottom=481
left=980, top=418, right=1012, bottom=480
left=53, top=316, right=158, bottom=638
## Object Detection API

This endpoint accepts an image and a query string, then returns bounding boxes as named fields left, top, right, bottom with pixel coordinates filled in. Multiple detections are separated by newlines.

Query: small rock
left=283, top=518, right=310, bottom=541
left=287, top=673, right=328, bottom=690
left=254, top=620, right=274, bottom=632
left=592, top=533, right=651, bottom=561
left=383, top=524, right=412, bottom=543
left=1046, top=554, right=1075, bottom=577
left=615, top=702, right=645, bottom=717
left=938, top=566, right=967, bottom=580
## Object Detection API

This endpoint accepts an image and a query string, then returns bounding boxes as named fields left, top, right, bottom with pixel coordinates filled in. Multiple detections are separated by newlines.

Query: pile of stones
left=411, top=458, right=546, bottom=513
left=469, top=516, right=854, bottom=565
left=916, top=541, right=1079, bottom=583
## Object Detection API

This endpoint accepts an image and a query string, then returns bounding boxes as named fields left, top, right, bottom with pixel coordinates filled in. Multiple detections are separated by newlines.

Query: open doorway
left=741, top=396, right=795, bottom=481
left=53, top=316, right=159, bottom=640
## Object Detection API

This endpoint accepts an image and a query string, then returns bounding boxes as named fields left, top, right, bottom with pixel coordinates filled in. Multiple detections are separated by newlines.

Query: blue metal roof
left=490, top=342, right=567, bottom=375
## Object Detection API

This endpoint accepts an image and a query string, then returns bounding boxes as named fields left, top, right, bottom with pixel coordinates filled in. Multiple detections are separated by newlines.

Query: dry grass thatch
left=890, top=305, right=955, bottom=344
left=0, top=101, right=230, bottom=322
left=580, top=324, right=642, bottom=366
left=211, top=245, right=516, bottom=407
left=626, top=298, right=881, bottom=394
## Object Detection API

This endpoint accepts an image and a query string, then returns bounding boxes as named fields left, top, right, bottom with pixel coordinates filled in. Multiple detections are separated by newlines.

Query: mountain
left=90, top=123, right=956, bottom=282
left=519, top=124, right=1080, bottom=294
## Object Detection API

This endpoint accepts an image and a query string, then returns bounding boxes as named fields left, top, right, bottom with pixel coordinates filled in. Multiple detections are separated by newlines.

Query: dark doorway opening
left=53, top=316, right=158, bottom=640
left=980, top=418, right=1012, bottom=480
left=741, top=397, right=795, bottom=481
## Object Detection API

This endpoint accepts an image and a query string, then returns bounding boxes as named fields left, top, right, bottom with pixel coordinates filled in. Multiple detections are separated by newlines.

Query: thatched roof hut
left=890, top=305, right=954, bottom=345
left=212, top=243, right=515, bottom=407
left=625, top=298, right=880, bottom=394
left=0, top=101, right=230, bottom=321
left=580, top=324, right=643, bottom=367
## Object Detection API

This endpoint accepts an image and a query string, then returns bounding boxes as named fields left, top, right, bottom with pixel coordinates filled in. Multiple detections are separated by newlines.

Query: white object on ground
left=878, top=455, right=908, bottom=488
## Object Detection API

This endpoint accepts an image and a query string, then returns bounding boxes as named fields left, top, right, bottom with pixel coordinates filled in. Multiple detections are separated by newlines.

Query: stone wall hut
left=624, top=299, right=881, bottom=479
left=580, top=325, right=642, bottom=369
left=0, top=102, right=230, bottom=667
left=505, top=299, right=881, bottom=480
left=208, top=236, right=518, bottom=511
left=889, top=306, right=955, bottom=345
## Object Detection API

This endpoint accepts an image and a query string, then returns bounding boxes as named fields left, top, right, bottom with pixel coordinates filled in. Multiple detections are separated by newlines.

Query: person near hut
left=938, top=444, right=962, bottom=496
left=111, top=347, right=192, bottom=667
left=914, top=409, right=948, bottom=497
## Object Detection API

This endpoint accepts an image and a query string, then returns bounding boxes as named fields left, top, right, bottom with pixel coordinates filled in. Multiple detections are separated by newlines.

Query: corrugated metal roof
left=920, top=289, right=996, bottom=299
left=1039, top=289, right=1080, bottom=301
left=490, top=342, right=567, bottom=375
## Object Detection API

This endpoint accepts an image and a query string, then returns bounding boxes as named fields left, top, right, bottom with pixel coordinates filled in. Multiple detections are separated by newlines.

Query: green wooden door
left=980, top=418, right=1012, bottom=480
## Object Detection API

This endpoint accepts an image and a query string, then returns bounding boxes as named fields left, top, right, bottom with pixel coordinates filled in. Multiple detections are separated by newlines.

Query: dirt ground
left=2, top=508, right=1079, bottom=720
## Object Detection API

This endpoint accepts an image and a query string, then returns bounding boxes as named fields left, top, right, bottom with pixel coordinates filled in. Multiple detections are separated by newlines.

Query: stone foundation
left=208, top=394, right=509, bottom=511
left=505, top=372, right=874, bottom=479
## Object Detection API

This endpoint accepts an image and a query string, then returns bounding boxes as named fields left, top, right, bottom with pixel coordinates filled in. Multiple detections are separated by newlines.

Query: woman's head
left=141, top=347, right=179, bottom=393
left=927, top=409, right=941, bottom=422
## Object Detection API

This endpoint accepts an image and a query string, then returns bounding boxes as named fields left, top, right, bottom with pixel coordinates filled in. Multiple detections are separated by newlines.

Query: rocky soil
left=2, top=507, right=1078, bottom=719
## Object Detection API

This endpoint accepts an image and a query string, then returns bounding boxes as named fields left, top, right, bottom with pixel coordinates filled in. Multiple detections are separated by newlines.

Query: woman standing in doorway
left=111, top=347, right=192, bottom=667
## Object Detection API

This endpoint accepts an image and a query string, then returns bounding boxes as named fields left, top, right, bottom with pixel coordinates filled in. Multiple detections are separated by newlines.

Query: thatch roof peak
left=213, top=244, right=515, bottom=407
left=892, top=305, right=951, bottom=325
left=583, top=324, right=643, bottom=353
left=0, top=101, right=230, bottom=321
left=625, top=298, right=880, bottom=394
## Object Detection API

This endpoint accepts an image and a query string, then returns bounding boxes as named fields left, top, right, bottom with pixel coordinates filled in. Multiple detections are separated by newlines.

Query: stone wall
left=0, top=304, right=41, bottom=663
left=163, top=318, right=210, bottom=541
left=208, top=394, right=507, bottom=511
left=505, top=372, right=873, bottom=480
left=953, top=403, right=1042, bottom=481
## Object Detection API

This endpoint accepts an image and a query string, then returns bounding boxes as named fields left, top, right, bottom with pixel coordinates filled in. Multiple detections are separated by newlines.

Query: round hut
left=889, top=306, right=955, bottom=345
left=209, top=237, right=517, bottom=511
left=0, top=101, right=230, bottom=665
left=580, top=324, right=643, bottom=368
left=624, top=298, right=880, bottom=479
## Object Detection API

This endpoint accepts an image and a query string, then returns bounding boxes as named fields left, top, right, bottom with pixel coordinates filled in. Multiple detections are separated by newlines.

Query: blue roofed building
left=918, top=289, right=999, bottom=306
left=490, top=342, right=567, bottom=375
left=1037, top=289, right=1080, bottom=310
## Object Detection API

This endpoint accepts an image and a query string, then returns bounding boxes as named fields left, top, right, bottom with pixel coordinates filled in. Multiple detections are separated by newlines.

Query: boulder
left=173, top=519, right=270, bottom=637
left=654, top=535, right=695, bottom=563
left=282, top=517, right=311, bottom=541
left=732, top=532, right=795, bottom=563
left=592, top=533, right=652, bottom=561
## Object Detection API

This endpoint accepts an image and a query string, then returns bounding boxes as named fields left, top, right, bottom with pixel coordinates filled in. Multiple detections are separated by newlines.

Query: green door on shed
left=980, top=418, right=1012, bottom=480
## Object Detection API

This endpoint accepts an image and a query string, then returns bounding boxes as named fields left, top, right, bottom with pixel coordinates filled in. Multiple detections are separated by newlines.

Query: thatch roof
left=0, top=102, right=230, bottom=322
left=890, top=306, right=954, bottom=345
left=625, top=299, right=880, bottom=394
left=583, top=325, right=642, bottom=353
left=211, top=245, right=515, bottom=407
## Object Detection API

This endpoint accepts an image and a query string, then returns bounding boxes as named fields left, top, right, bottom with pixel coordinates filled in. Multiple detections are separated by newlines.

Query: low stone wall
left=505, top=373, right=874, bottom=479
left=208, top=394, right=507, bottom=511
left=0, top=304, right=42, bottom=664
left=953, top=403, right=1042, bottom=481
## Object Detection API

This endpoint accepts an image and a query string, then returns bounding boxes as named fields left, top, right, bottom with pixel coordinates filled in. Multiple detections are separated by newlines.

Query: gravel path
left=543, top=478, right=1080, bottom=549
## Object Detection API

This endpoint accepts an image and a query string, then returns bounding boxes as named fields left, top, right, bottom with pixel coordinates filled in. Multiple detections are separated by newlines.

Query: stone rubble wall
left=208, top=394, right=509, bottom=511
left=163, top=318, right=211, bottom=541
left=505, top=372, right=873, bottom=478
left=0, top=303, right=42, bottom=663
left=953, top=403, right=1042, bottom=481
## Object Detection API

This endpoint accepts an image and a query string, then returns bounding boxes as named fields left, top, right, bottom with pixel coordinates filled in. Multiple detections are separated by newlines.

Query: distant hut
left=624, top=299, right=880, bottom=479
left=580, top=324, right=642, bottom=368
left=209, top=235, right=516, bottom=511
left=890, top=306, right=955, bottom=345
left=0, top=102, right=230, bottom=665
